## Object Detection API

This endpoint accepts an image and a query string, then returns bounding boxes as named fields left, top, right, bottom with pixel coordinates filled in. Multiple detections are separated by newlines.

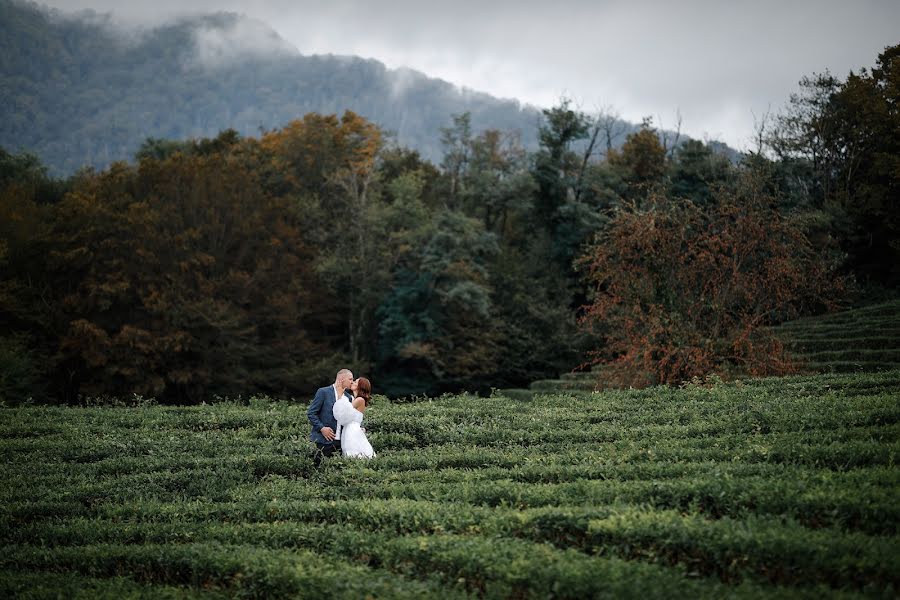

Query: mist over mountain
left=1, top=0, right=721, bottom=176
left=1, top=1, right=528, bottom=175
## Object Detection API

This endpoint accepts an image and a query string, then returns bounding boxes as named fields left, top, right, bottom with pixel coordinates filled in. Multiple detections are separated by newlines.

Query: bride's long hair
left=356, top=377, right=372, bottom=406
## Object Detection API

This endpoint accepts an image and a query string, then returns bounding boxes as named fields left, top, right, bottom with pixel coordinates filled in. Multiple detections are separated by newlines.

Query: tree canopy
left=1, top=39, right=895, bottom=403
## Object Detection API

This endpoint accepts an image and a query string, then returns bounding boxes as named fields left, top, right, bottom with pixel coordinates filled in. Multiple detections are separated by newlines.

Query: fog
left=38, top=0, right=900, bottom=149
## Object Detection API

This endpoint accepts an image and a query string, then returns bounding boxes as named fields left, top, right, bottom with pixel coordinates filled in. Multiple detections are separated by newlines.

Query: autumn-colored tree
left=48, top=134, right=322, bottom=402
left=260, top=111, right=385, bottom=365
left=579, top=174, right=847, bottom=388
left=606, top=120, right=668, bottom=202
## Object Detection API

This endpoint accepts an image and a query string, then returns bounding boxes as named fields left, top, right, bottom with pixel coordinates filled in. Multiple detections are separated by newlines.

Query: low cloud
left=190, top=15, right=299, bottom=69
left=35, top=0, right=900, bottom=148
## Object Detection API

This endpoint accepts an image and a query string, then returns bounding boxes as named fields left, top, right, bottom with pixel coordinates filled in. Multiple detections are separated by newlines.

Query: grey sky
left=40, top=0, right=900, bottom=150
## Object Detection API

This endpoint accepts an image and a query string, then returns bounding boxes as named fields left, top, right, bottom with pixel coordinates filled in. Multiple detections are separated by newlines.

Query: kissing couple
left=308, top=368, right=376, bottom=466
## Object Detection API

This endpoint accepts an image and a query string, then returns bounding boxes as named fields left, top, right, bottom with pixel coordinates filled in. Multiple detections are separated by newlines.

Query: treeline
left=1, top=45, right=897, bottom=404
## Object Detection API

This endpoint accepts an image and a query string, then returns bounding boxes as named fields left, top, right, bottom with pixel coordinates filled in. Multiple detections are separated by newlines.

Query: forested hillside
left=0, top=0, right=564, bottom=175
left=1, top=0, right=896, bottom=403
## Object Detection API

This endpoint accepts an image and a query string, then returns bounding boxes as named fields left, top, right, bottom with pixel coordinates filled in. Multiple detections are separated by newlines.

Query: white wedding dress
left=341, top=406, right=376, bottom=459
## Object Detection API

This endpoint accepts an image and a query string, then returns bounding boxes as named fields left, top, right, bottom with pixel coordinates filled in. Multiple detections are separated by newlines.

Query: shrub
left=579, top=175, right=848, bottom=387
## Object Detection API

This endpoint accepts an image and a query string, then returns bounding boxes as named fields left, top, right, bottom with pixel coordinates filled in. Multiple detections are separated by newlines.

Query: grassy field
left=1, top=369, right=899, bottom=598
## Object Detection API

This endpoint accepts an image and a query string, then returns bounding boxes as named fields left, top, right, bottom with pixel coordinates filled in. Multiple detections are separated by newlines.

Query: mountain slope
left=1, top=0, right=557, bottom=175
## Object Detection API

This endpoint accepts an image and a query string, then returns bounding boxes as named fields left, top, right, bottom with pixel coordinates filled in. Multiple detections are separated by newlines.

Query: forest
left=0, top=43, right=897, bottom=404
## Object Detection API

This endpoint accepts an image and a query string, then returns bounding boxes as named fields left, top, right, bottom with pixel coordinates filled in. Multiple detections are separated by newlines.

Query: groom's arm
left=307, top=388, right=329, bottom=434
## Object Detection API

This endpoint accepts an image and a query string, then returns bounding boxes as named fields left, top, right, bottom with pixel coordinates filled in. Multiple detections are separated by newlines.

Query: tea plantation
left=502, top=299, right=900, bottom=399
left=2, top=369, right=899, bottom=598
left=774, top=299, right=900, bottom=373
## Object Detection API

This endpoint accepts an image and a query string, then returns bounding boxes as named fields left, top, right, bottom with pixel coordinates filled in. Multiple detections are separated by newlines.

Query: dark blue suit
left=308, top=385, right=353, bottom=444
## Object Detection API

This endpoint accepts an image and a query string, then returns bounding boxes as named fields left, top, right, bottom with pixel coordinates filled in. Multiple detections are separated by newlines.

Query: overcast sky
left=40, top=0, right=900, bottom=150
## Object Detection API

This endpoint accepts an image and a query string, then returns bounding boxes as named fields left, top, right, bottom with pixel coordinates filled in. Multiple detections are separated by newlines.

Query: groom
left=308, top=368, right=354, bottom=467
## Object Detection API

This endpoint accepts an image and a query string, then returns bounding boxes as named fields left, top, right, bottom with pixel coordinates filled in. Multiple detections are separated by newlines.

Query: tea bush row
left=2, top=369, right=897, bottom=597
left=6, top=500, right=896, bottom=590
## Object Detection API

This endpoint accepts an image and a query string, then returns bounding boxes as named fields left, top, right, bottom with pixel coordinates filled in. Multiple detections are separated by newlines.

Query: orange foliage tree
left=48, top=135, right=322, bottom=402
left=578, top=175, right=847, bottom=388
left=260, top=111, right=385, bottom=365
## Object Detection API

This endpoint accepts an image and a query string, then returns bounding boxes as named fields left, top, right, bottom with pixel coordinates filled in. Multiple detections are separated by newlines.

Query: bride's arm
left=352, top=397, right=366, bottom=413
left=333, top=397, right=355, bottom=425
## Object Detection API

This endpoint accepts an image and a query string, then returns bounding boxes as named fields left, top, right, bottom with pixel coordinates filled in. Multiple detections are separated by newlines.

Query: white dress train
left=341, top=408, right=375, bottom=458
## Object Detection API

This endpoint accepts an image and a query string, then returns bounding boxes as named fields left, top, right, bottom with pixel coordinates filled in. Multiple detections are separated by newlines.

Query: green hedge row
left=1, top=531, right=847, bottom=599
left=783, top=336, right=900, bottom=351
left=1, top=543, right=463, bottom=599
left=0, top=570, right=234, bottom=599
left=7, top=501, right=896, bottom=590
left=2, top=369, right=897, bottom=596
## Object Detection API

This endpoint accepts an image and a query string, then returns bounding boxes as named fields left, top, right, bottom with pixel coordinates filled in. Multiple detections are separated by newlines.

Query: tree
left=0, top=148, right=65, bottom=403
left=595, top=105, right=629, bottom=157
left=768, top=72, right=842, bottom=207
left=669, top=139, right=734, bottom=205
left=579, top=174, right=848, bottom=388
left=439, top=112, right=472, bottom=208
left=376, top=210, right=500, bottom=395
left=48, top=133, right=323, bottom=402
left=458, top=129, right=536, bottom=238
left=533, top=99, right=591, bottom=228
left=529, top=99, right=611, bottom=278
left=377, top=146, right=442, bottom=210
left=488, top=245, right=584, bottom=388
left=606, top=118, right=668, bottom=201
left=767, top=45, right=900, bottom=285
left=261, top=111, right=385, bottom=366
left=823, top=45, right=900, bottom=284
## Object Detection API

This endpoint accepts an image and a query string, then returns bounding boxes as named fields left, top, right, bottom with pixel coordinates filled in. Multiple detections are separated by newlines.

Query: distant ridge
left=0, top=1, right=728, bottom=175
left=1, top=1, right=549, bottom=174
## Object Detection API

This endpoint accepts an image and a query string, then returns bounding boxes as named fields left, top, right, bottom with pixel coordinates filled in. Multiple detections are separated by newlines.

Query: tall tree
left=47, top=134, right=323, bottom=402
left=377, top=210, right=500, bottom=394
left=768, top=44, right=900, bottom=284
left=533, top=99, right=590, bottom=229
left=261, top=111, right=385, bottom=365
left=459, top=129, right=536, bottom=238
left=669, top=139, right=734, bottom=205
left=579, top=173, right=848, bottom=388
left=0, top=153, right=58, bottom=403
left=824, top=45, right=900, bottom=283
left=439, top=112, right=473, bottom=208
left=606, top=119, right=668, bottom=202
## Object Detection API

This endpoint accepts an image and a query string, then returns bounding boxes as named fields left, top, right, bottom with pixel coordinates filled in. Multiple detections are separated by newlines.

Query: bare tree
left=572, top=104, right=630, bottom=202
left=595, top=104, right=628, bottom=157
left=751, top=105, right=772, bottom=156
left=574, top=113, right=603, bottom=203
left=658, top=109, right=683, bottom=160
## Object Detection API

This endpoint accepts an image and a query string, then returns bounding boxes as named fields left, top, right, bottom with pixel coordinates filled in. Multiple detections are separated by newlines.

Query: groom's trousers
left=313, top=441, right=341, bottom=467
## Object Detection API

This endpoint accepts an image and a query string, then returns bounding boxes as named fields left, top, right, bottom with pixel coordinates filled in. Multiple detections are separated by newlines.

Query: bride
left=340, top=377, right=376, bottom=458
